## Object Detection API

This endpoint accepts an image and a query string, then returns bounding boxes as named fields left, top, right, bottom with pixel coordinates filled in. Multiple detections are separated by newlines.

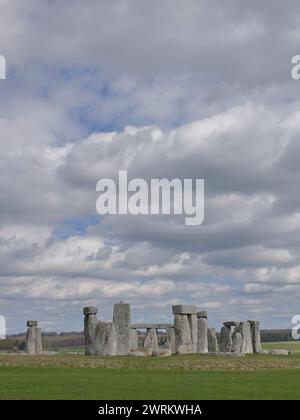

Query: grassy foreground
left=0, top=341, right=299, bottom=400
left=0, top=365, right=300, bottom=400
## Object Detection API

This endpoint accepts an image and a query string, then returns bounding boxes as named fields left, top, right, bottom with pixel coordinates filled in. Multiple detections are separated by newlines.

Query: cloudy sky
left=1, top=0, right=300, bottom=333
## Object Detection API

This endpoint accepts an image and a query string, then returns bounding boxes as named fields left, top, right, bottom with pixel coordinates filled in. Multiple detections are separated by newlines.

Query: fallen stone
left=207, top=352, right=245, bottom=357
left=270, top=349, right=290, bottom=355
left=131, top=351, right=147, bottom=357
left=153, top=348, right=172, bottom=357
left=259, top=349, right=270, bottom=354
left=130, top=349, right=150, bottom=357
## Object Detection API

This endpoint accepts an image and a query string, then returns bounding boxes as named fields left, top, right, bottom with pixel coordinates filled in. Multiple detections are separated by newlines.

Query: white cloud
left=1, top=1, right=300, bottom=331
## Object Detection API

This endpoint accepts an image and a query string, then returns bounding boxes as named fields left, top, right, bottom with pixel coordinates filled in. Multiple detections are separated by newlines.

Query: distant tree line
left=0, top=333, right=85, bottom=351
left=260, top=329, right=295, bottom=342
left=0, top=337, right=26, bottom=351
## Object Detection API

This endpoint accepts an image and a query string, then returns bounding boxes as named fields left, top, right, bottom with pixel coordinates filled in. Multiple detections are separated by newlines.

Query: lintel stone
left=248, top=320, right=260, bottom=325
left=223, top=321, right=239, bottom=327
left=83, top=306, right=98, bottom=316
left=27, top=320, right=38, bottom=327
left=172, top=305, right=196, bottom=315
left=196, top=311, right=208, bottom=319
left=131, top=323, right=173, bottom=329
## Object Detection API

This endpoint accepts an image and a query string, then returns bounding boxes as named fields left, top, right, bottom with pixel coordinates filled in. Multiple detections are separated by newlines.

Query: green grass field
left=0, top=341, right=299, bottom=400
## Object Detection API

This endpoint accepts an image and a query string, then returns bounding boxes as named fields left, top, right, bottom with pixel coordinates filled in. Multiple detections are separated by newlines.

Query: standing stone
left=250, top=320, right=262, bottom=353
left=231, top=332, right=243, bottom=353
left=197, top=312, right=208, bottom=354
left=166, top=327, right=176, bottom=354
left=26, top=321, right=43, bottom=355
left=219, top=326, right=232, bottom=352
left=83, top=306, right=98, bottom=356
left=35, top=327, right=43, bottom=354
left=144, top=328, right=159, bottom=354
left=95, top=321, right=117, bottom=356
left=173, top=305, right=196, bottom=354
left=174, top=314, right=193, bottom=354
left=26, top=325, right=37, bottom=354
left=208, top=328, right=218, bottom=352
left=113, top=302, right=131, bottom=355
left=130, top=328, right=138, bottom=350
left=236, top=321, right=253, bottom=354
left=190, top=314, right=198, bottom=353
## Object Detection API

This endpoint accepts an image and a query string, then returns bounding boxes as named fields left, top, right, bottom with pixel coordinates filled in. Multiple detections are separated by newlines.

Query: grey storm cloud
left=0, top=0, right=300, bottom=332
